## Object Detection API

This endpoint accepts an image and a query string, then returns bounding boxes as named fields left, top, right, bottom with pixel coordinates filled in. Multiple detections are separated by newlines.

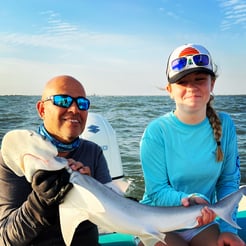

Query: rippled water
left=0, top=95, right=245, bottom=200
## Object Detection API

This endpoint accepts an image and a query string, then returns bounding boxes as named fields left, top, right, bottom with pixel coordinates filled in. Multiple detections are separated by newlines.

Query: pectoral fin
left=59, top=184, right=105, bottom=245
left=105, top=180, right=131, bottom=196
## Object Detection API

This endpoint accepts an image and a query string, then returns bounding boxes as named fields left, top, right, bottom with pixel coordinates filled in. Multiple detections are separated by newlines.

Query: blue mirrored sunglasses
left=171, top=54, right=210, bottom=72
left=44, top=95, right=90, bottom=111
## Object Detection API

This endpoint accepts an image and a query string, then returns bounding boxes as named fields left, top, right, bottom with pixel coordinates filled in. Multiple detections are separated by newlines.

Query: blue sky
left=0, top=0, right=246, bottom=95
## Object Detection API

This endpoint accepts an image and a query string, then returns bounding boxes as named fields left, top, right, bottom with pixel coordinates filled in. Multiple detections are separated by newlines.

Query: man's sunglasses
left=43, top=95, right=90, bottom=111
left=171, top=54, right=210, bottom=72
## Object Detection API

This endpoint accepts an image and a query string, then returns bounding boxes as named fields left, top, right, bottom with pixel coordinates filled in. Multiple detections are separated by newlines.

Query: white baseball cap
left=166, top=44, right=215, bottom=83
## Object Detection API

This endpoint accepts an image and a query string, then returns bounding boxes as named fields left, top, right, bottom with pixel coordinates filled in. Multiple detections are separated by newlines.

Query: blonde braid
left=206, top=94, right=223, bottom=162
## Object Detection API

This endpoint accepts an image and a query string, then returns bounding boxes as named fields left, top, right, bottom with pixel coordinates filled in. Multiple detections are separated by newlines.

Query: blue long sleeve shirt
left=140, top=111, right=240, bottom=234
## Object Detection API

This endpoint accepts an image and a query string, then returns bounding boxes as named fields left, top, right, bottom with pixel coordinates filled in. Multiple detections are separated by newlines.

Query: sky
left=0, top=0, right=246, bottom=96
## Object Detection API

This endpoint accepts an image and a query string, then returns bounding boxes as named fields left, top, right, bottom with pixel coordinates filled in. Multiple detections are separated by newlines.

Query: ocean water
left=0, top=95, right=245, bottom=200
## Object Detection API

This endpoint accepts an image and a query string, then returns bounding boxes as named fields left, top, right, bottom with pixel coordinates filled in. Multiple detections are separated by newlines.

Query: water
left=0, top=95, right=245, bottom=200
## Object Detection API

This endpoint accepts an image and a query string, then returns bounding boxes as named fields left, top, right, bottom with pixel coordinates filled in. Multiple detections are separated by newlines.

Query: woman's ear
left=166, top=83, right=174, bottom=99
left=36, top=101, right=45, bottom=119
left=166, top=84, right=171, bottom=93
left=211, top=78, right=216, bottom=92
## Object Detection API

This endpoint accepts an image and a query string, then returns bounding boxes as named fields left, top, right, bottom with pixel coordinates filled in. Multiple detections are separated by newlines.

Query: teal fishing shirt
left=140, top=111, right=240, bottom=234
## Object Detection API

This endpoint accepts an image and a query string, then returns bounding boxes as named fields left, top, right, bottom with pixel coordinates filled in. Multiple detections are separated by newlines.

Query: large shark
left=1, top=129, right=245, bottom=246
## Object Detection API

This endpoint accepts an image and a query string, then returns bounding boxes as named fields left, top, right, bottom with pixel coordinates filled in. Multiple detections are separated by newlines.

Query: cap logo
left=188, top=58, right=193, bottom=65
left=179, top=47, right=199, bottom=57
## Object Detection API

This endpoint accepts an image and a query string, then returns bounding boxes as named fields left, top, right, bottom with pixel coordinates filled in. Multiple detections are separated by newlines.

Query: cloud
left=0, top=9, right=143, bottom=58
left=40, top=10, right=80, bottom=36
left=218, top=0, right=246, bottom=30
left=0, top=10, right=92, bottom=50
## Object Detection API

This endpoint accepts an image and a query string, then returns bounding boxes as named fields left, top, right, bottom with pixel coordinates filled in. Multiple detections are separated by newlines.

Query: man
left=0, top=75, right=112, bottom=245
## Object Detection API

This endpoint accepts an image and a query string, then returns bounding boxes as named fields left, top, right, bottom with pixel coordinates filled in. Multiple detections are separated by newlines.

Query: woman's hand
left=197, top=206, right=216, bottom=226
left=182, top=195, right=216, bottom=226
left=67, top=158, right=91, bottom=176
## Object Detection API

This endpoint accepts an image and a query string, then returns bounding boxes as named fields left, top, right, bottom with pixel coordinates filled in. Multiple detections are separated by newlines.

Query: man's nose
left=68, top=101, right=79, bottom=111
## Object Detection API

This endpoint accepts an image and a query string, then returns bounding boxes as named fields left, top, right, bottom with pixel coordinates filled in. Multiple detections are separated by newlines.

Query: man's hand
left=67, top=158, right=91, bottom=176
left=31, top=168, right=72, bottom=206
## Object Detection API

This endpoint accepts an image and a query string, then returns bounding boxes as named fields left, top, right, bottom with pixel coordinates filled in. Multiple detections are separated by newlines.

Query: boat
left=82, top=112, right=246, bottom=245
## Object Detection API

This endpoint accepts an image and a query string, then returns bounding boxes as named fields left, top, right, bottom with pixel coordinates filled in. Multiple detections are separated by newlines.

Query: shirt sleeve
left=0, top=153, right=52, bottom=245
left=140, top=120, right=188, bottom=206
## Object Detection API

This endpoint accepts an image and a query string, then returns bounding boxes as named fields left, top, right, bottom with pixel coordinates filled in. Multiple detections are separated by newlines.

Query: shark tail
left=211, top=185, right=246, bottom=229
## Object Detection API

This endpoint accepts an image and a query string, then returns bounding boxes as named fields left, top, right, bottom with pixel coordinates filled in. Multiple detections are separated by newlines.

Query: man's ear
left=36, top=101, right=45, bottom=119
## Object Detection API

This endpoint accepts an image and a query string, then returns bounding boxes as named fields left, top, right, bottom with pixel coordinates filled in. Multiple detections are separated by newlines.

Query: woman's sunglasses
left=43, top=94, right=90, bottom=111
left=171, top=54, right=210, bottom=72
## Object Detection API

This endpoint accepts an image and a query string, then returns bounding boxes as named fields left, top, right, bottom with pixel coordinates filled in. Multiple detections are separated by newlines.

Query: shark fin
left=59, top=183, right=106, bottom=245
left=59, top=203, right=89, bottom=245
left=105, top=180, right=130, bottom=196
left=59, top=184, right=94, bottom=245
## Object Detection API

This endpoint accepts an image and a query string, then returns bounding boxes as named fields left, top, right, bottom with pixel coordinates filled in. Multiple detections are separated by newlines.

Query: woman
left=140, top=44, right=244, bottom=245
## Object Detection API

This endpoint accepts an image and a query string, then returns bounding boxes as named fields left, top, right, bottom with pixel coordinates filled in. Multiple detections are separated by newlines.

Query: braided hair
left=206, top=94, right=223, bottom=162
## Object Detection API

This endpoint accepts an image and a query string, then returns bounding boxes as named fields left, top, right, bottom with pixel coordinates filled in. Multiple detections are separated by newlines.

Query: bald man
left=0, top=75, right=111, bottom=245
